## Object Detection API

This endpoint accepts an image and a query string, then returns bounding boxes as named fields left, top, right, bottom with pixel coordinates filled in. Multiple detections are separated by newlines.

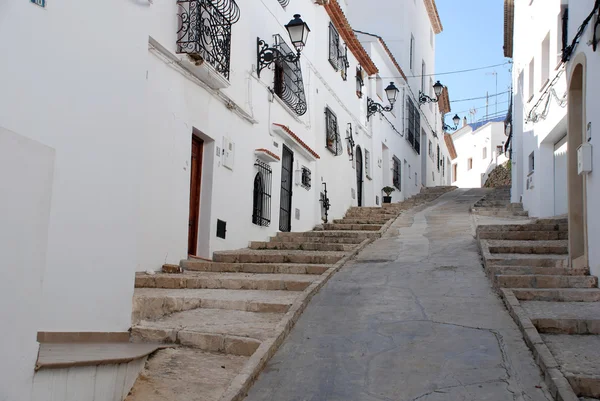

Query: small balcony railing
left=177, top=0, right=240, bottom=80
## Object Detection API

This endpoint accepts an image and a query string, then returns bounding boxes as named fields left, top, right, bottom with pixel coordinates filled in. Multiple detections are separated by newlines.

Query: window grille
left=277, top=0, right=290, bottom=7
left=328, top=23, right=349, bottom=79
left=393, top=157, right=401, bottom=190
left=364, top=149, right=371, bottom=178
left=406, top=98, right=420, bottom=154
left=356, top=66, right=364, bottom=98
left=436, top=144, right=441, bottom=171
left=325, top=107, right=343, bottom=156
left=272, top=34, right=308, bottom=116
left=252, top=159, right=272, bottom=227
left=301, top=166, right=311, bottom=190
left=176, top=0, right=240, bottom=80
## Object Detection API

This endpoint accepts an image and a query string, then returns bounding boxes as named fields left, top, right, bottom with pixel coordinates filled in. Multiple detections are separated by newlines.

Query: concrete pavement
left=244, top=189, right=552, bottom=401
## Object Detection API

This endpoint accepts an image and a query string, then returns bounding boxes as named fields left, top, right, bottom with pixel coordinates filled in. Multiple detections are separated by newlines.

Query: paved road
left=245, top=189, right=552, bottom=401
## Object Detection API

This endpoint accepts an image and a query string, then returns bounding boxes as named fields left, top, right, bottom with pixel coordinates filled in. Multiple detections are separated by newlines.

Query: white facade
left=451, top=120, right=508, bottom=188
left=0, top=0, right=447, bottom=397
left=509, top=0, right=569, bottom=217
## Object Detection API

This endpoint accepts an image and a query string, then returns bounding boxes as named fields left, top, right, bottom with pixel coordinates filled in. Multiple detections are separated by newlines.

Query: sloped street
left=244, top=189, right=552, bottom=401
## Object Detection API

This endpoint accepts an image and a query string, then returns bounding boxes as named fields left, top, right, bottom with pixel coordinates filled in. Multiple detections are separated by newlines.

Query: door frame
left=188, top=135, right=204, bottom=256
left=355, top=146, right=363, bottom=207
left=279, top=144, right=294, bottom=232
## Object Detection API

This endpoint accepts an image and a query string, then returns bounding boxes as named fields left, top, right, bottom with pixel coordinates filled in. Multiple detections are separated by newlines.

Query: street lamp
left=367, top=82, right=400, bottom=120
left=257, top=14, right=311, bottom=77
left=443, top=114, right=461, bottom=131
left=419, top=80, right=445, bottom=104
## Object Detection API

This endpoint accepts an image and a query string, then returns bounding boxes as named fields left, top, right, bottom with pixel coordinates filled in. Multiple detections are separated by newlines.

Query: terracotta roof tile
left=323, top=0, right=378, bottom=76
left=255, top=148, right=280, bottom=161
left=424, top=0, right=443, bottom=34
left=272, top=124, right=320, bottom=160
left=444, top=133, right=458, bottom=160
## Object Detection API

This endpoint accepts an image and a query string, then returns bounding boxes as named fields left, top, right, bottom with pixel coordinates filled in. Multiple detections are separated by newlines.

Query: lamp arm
left=257, top=38, right=300, bottom=78
left=367, top=97, right=394, bottom=120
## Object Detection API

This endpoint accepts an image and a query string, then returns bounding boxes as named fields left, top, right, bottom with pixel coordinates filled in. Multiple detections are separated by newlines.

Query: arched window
left=252, top=159, right=272, bottom=227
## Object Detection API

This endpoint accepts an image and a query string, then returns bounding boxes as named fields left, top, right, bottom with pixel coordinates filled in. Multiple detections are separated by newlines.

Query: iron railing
left=272, top=34, right=308, bottom=116
left=252, top=159, right=272, bottom=227
left=177, top=0, right=240, bottom=80
left=325, top=107, right=343, bottom=156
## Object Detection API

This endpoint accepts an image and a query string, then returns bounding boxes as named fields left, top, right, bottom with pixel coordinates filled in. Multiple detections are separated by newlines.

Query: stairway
left=477, top=217, right=600, bottom=400
left=127, top=186, right=456, bottom=401
left=471, top=186, right=529, bottom=218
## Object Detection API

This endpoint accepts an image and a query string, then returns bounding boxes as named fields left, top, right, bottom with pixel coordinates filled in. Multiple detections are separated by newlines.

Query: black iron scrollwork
left=320, top=183, right=331, bottom=223
left=367, top=97, right=394, bottom=120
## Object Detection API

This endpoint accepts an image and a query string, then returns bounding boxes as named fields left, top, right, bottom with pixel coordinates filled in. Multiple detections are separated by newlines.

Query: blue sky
left=435, top=0, right=512, bottom=126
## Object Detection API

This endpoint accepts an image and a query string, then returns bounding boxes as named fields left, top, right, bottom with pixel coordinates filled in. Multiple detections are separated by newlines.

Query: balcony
left=176, top=0, right=240, bottom=82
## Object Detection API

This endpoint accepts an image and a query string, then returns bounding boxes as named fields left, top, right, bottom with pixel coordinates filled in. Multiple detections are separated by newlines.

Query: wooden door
left=188, top=136, right=203, bottom=255
left=355, top=146, right=363, bottom=207
left=279, top=145, right=294, bottom=232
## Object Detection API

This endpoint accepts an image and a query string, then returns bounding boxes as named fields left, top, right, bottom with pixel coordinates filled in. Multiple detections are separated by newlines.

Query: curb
left=498, top=288, right=579, bottom=401
left=218, top=190, right=456, bottom=401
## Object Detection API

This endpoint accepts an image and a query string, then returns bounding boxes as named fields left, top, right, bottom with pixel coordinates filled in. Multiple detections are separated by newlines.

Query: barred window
left=272, top=34, right=308, bottom=116
left=325, top=107, right=343, bottom=156
left=301, top=166, right=311, bottom=190
left=436, top=144, right=441, bottom=171
left=252, top=160, right=272, bottom=227
left=406, top=98, right=421, bottom=154
left=364, top=149, right=371, bottom=178
left=393, top=157, right=401, bottom=190
left=356, top=66, right=364, bottom=98
left=328, top=23, right=349, bottom=80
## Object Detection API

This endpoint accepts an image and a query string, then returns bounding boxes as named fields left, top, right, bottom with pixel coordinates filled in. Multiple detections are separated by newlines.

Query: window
left=410, top=35, right=415, bottom=71
left=252, top=159, right=272, bottom=227
left=436, top=144, right=440, bottom=171
left=528, top=58, right=535, bottom=101
left=272, top=35, right=308, bottom=116
left=468, top=158, right=473, bottom=170
left=428, top=140, right=434, bottom=159
left=393, top=157, right=401, bottom=189
left=453, top=163, right=458, bottom=182
left=176, top=0, right=240, bottom=80
left=325, top=107, right=343, bottom=156
left=497, top=145, right=503, bottom=155
left=356, top=66, right=364, bottom=98
left=406, top=98, right=421, bottom=154
left=328, top=23, right=349, bottom=80
left=529, top=151, right=535, bottom=173
left=364, top=149, right=371, bottom=178
left=482, top=147, right=487, bottom=159
left=300, top=166, right=311, bottom=190
left=541, top=32, right=550, bottom=87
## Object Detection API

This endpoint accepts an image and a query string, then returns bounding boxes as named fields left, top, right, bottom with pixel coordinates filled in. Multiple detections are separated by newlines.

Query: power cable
left=376, top=62, right=511, bottom=79
left=450, top=91, right=510, bottom=103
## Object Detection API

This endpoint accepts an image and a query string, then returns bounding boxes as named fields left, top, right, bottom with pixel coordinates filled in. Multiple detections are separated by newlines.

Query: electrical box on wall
left=222, top=137, right=235, bottom=170
left=577, top=143, right=592, bottom=175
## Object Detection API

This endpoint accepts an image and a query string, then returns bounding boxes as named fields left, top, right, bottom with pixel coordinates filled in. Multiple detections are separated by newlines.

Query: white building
left=451, top=117, right=508, bottom=188
left=505, top=0, right=599, bottom=277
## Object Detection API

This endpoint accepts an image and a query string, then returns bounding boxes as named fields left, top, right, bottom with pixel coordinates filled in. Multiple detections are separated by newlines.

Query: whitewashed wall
left=0, top=0, right=146, bottom=333
left=565, top=0, right=600, bottom=278
left=510, top=0, right=568, bottom=217
left=451, top=122, right=507, bottom=188
left=0, top=128, right=54, bottom=401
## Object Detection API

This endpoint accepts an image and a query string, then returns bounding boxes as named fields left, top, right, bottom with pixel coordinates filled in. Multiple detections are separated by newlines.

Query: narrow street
left=245, top=189, right=551, bottom=401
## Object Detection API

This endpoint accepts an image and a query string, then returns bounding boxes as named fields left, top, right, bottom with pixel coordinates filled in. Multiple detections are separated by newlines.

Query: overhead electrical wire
left=562, top=0, right=600, bottom=61
left=377, top=62, right=511, bottom=79
left=450, top=91, right=510, bottom=103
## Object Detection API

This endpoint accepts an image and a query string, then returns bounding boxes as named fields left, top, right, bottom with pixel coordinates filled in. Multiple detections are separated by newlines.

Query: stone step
left=322, top=223, right=382, bottom=231
left=213, top=249, right=346, bottom=265
left=487, top=240, right=568, bottom=255
left=495, top=275, right=597, bottom=289
left=478, top=231, right=568, bottom=241
left=345, top=211, right=398, bottom=218
left=125, top=348, right=248, bottom=401
left=333, top=218, right=392, bottom=225
left=248, top=241, right=357, bottom=252
left=276, top=230, right=378, bottom=239
left=535, top=217, right=569, bottom=225
left=132, top=288, right=299, bottom=323
left=491, top=265, right=585, bottom=276
left=181, top=260, right=329, bottom=275
left=522, top=301, right=600, bottom=334
left=135, top=272, right=318, bottom=291
left=541, top=334, right=600, bottom=398
left=486, top=253, right=569, bottom=267
left=473, top=209, right=529, bottom=217
left=132, top=308, right=284, bottom=356
left=512, top=288, right=600, bottom=302
left=478, top=223, right=568, bottom=233
left=269, top=235, right=365, bottom=244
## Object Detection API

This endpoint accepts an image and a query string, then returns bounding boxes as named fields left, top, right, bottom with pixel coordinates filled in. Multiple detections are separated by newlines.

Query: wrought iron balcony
left=177, top=0, right=240, bottom=80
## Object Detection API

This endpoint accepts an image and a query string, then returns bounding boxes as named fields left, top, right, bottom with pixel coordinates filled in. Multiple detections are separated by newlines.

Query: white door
left=553, top=135, right=568, bottom=216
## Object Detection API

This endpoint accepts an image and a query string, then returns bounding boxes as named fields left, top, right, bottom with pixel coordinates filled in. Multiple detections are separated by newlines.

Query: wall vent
left=216, top=219, right=227, bottom=239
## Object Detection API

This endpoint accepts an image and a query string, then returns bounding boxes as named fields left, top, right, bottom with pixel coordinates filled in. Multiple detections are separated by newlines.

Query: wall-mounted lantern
left=367, top=82, right=400, bottom=120
left=257, top=14, right=310, bottom=77
left=443, top=114, right=461, bottom=131
left=419, top=80, right=444, bottom=104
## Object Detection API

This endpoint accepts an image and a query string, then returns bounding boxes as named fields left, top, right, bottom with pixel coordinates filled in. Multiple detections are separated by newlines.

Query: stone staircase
left=126, top=186, right=455, bottom=401
left=471, top=186, right=529, bottom=218
left=477, top=217, right=600, bottom=400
